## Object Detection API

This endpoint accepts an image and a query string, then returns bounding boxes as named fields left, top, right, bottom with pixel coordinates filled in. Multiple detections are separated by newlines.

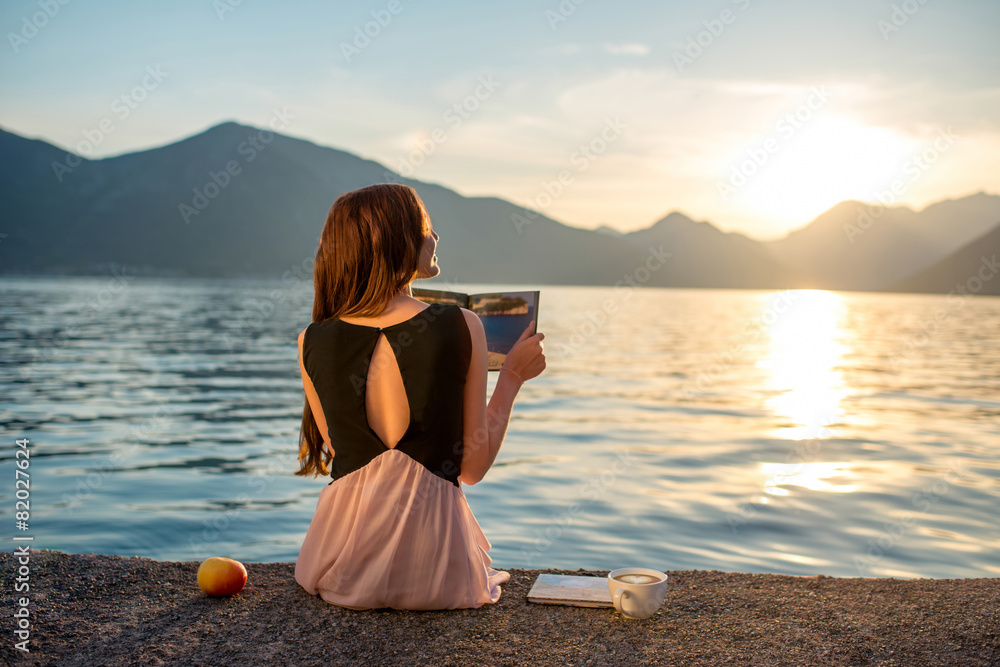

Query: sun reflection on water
left=760, top=461, right=861, bottom=494
left=758, top=290, right=851, bottom=439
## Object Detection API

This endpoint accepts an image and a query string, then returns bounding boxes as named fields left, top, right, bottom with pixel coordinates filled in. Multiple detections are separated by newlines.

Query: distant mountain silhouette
left=765, top=193, right=1000, bottom=290
left=594, top=224, right=624, bottom=237
left=619, top=212, right=812, bottom=288
left=889, top=221, right=1000, bottom=296
left=1, top=123, right=996, bottom=293
left=0, top=122, right=650, bottom=284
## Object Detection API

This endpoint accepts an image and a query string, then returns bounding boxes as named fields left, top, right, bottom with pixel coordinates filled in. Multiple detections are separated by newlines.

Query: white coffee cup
left=607, top=568, right=668, bottom=620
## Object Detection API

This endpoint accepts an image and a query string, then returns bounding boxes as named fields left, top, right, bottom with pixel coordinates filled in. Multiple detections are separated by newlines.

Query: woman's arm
left=458, top=309, right=545, bottom=485
left=298, top=328, right=335, bottom=460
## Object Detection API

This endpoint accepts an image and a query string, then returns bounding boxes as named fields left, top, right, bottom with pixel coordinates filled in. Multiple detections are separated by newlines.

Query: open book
left=411, top=288, right=540, bottom=371
left=526, top=574, right=613, bottom=608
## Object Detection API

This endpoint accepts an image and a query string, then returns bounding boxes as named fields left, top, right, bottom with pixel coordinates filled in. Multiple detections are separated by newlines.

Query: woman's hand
left=501, top=320, right=546, bottom=383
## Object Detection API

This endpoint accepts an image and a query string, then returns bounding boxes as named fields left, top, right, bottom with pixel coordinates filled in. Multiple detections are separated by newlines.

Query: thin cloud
left=538, top=43, right=584, bottom=56
left=602, top=43, right=651, bottom=56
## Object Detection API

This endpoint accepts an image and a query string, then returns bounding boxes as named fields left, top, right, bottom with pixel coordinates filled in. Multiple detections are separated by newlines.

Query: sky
left=1, top=0, right=998, bottom=240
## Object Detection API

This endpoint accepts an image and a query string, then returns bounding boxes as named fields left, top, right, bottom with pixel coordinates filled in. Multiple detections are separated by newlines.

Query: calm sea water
left=1, top=275, right=997, bottom=579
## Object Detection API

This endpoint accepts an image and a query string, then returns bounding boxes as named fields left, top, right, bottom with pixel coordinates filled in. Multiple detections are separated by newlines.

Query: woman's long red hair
left=295, top=183, right=430, bottom=477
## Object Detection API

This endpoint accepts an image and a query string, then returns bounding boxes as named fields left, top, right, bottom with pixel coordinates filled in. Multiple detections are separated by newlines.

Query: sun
left=722, top=114, right=917, bottom=230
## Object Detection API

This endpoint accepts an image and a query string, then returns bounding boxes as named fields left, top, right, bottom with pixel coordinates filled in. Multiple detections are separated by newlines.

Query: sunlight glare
left=758, top=290, right=850, bottom=439
left=760, top=461, right=860, bottom=494
left=730, top=114, right=916, bottom=228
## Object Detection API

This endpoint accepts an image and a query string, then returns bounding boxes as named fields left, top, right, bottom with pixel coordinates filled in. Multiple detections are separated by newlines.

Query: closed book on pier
left=526, top=574, right=613, bottom=608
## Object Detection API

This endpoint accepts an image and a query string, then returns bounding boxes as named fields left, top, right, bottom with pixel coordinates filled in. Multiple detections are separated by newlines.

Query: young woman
left=293, top=183, right=546, bottom=610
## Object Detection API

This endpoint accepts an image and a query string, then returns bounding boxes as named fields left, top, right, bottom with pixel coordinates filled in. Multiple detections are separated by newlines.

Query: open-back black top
left=302, top=302, right=472, bottom=488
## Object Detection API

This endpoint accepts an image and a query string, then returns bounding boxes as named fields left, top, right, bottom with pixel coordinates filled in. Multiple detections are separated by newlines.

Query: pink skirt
left=294, top=448, right=510, bottom=610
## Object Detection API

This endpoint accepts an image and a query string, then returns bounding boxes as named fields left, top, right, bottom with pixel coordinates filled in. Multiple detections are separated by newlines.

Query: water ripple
left=1, top=277, right=997, bottom=577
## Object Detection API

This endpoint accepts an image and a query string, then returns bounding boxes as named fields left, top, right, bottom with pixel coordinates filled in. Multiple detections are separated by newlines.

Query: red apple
left=197, top=556, right=247, bottom=596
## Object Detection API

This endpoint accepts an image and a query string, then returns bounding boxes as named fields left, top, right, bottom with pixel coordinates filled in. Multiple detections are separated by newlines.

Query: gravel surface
left=2, top=549, right=997, bottom=666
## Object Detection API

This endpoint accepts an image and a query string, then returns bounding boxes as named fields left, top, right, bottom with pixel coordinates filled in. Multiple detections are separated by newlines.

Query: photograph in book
left=412, top=288, right=540, bottom=370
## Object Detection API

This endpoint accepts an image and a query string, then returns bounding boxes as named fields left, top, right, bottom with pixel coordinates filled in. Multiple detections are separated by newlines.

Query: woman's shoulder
left=456, top=307, right=484, bottom=340
left=455, top=305, right=476, bottom=318
left=415, top=300, right=473, bottom=323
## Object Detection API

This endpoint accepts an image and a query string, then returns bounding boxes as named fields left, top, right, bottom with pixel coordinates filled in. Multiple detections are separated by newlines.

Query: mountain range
left=890, top=222, right=1000, bottom=296
left=1, top=122, right=997, bottom=295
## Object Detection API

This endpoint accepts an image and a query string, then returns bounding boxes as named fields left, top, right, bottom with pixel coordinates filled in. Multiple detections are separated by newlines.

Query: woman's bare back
left=338, top=298, right=431, bottom=450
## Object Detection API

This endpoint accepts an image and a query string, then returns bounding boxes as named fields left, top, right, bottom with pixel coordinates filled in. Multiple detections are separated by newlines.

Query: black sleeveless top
left=302, top=303, right=472, bottom=488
